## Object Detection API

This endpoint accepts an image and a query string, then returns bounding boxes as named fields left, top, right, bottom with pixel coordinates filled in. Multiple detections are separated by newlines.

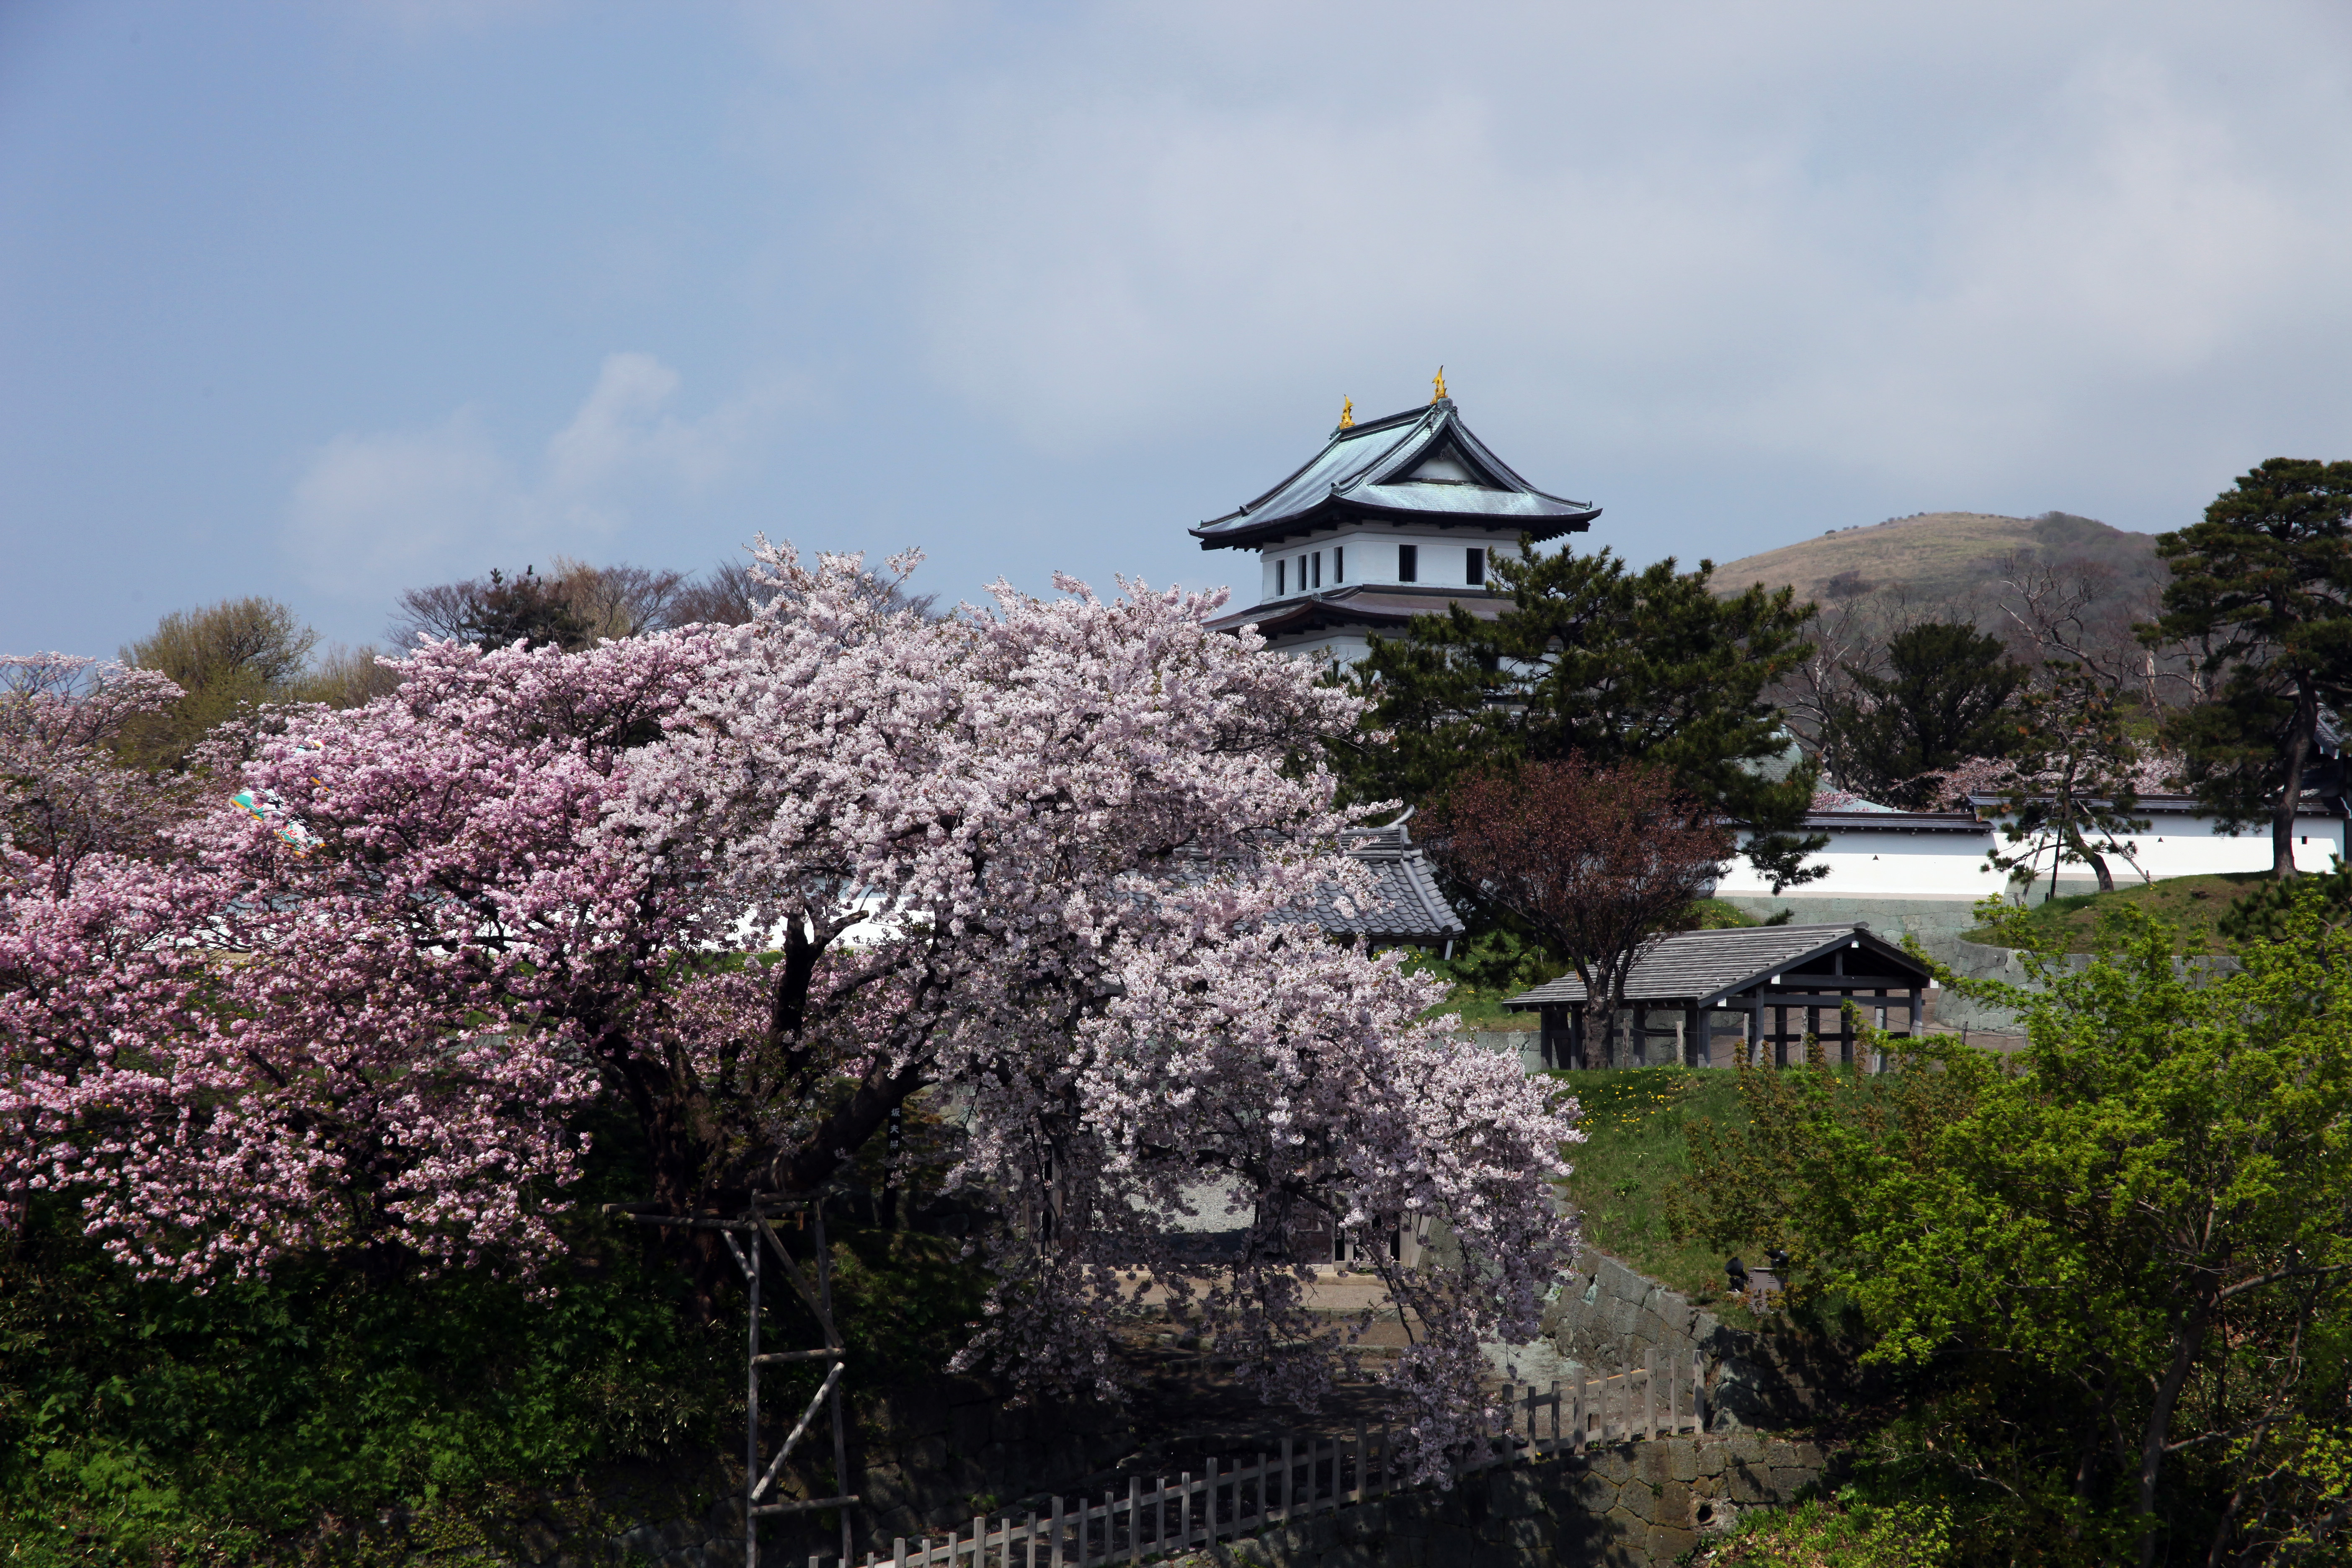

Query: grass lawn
left=1960, top=871, right=2271, bottom=954
left=1546, top=1066, right=1768, bottom=1306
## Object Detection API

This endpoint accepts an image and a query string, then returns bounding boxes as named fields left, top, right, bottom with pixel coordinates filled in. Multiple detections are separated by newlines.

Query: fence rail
left=809, top=1348, right=1704, bottom=1568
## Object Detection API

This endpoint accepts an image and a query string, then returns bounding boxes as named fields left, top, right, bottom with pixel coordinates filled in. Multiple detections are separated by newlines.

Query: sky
left=6, top=1, right=2352, bottom=657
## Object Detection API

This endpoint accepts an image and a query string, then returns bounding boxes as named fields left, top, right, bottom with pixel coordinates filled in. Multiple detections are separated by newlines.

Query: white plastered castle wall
left=1716, top=807, right=2349, bottom=900
left=1255, top=526, right=1525, bottom=602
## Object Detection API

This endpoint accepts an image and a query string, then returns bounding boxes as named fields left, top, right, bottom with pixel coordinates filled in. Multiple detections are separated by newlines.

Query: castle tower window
left=1312, top=551, right=1322, bottom=588
left=1333, top=546, right=1344, bottom=583
left=1276, top=559, right=1286, bottom=596
left=1399, top=544, right=1418, bottom=583
left=1297, top=553, right=1308, bottom=591
left=1467, top=547, right=1485, bottom=586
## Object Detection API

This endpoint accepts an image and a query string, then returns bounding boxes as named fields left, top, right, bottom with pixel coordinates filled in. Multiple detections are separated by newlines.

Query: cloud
left=744, top=0, right=2352, bottom=529
left=286, top=353, right=789, bottom=597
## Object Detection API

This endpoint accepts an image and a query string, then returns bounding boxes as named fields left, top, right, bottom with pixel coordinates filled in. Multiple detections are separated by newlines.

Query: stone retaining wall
left=1537, top=1246, right=1800, bottom=1431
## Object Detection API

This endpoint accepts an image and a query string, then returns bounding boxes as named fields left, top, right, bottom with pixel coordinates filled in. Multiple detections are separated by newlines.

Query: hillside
left=1710, top=509, right=2165, bottom=607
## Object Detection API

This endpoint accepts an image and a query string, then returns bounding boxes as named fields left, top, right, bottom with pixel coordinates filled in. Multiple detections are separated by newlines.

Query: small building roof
left=1317, top=818, right=1466, bottom=944
left=1192, top=399, right=1599, bottom=553
left=1505, top=923, right=1932, bottom=1011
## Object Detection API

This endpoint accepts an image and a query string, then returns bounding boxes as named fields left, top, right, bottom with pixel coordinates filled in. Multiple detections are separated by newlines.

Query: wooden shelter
left=1505, top=922, right=1934, bottom=1070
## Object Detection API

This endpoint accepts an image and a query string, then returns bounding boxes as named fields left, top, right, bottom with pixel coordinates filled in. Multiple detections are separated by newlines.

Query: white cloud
left=285, top=353, right=789, bottom=597
left=745, top=0, right=2352, bottom=530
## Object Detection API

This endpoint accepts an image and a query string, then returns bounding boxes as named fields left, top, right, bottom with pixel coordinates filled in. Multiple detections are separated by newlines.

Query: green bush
left=0, top=1193, right=738, bottom=1564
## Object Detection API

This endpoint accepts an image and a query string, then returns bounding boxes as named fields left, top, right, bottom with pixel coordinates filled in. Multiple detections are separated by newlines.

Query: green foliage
left=1551, top=1067, right=1759, bottom=1300
left=0, top=1096, right=987, bottom=1565
left=1705, top=1485, right=1957, bottom=1567
left=1826, top=622, right=2025, bottom=807
left=0, top=1196, right=736, bottom=1563
left=1671, top=894, right=2352, bottom=1563
left=2148, top=456, right=2352, bottom=873
left=1401, top=928, right=1568, bottom=1024
left=119, top=598, right=320, bottom=770
left=1959, top=872, right=2268, bottom=955
left=1338, top=542, right=1825, bottom=893
left=2222, top=855, right=2352, bottom=943
left=457, top=567, right=594, bottom=652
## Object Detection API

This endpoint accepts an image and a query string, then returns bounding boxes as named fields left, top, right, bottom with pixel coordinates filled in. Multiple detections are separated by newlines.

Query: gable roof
left=1505, top=923, right=1932, bottom=1011
left=1191, top=399, right=1600, bottom=552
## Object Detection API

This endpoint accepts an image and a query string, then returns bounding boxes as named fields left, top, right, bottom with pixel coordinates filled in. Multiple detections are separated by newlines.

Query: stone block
left=1728, top=1430, right=1767, bottom=1466
left=1726, top=1459, right=1771, bottom=1505
left=1665, top=1442, right=1700, bottom=1485
left=1646, top=1521, right=1700, bottom=1563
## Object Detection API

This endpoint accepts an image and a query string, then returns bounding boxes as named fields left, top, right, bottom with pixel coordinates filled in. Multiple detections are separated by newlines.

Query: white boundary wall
left=1716, top=801, right=2348, bottom=901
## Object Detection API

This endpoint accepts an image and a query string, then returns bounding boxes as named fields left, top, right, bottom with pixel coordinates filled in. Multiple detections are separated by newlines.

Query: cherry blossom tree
left=1, top=654, right=191, bottom=890
left=0, top=544, right=1578, bottom=1472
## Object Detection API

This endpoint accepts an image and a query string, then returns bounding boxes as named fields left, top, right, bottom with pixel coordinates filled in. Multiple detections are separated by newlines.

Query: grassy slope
left=1547, top=1067, right=1765, bottom=1305
left=1710, top=510, right=2159, bottom=606
left=1960, top=871, right=2269, bottom=954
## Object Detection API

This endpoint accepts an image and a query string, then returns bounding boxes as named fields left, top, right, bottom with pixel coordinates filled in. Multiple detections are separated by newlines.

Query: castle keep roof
left=1191, top=398, right=1599, bottom=553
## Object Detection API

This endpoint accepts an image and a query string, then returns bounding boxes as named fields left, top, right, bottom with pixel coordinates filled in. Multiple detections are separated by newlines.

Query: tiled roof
left=1505, top=923, right=1932, bottom=1009
left=1191, top=399, right=1599, bottom=552
left=1314, top=822, right=1465, bottom=941
left=1203, top=583, right=1511, bottom=637
left=1168, top=823, right=1465, bottom=946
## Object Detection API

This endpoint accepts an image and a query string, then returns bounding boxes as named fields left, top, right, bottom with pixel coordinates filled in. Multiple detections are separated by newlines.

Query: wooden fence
left=815, top=1348, right=1706, bottom=1568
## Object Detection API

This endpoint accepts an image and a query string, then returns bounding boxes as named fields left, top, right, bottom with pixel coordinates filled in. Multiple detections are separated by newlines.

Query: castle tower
left=1191, top=387, right=1599, bottom=661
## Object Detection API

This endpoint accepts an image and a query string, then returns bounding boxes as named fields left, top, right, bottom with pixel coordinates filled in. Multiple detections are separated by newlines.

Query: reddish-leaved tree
left=1428, top=758, right=1732, bottom=1067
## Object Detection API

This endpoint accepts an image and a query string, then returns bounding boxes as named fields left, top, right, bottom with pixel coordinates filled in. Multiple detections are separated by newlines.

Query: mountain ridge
left=1707, top=509, right=2165, bottom=609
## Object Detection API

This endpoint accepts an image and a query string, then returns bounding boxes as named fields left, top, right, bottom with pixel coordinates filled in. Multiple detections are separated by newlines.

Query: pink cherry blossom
left=1, top=545, right=1579, bottom=1474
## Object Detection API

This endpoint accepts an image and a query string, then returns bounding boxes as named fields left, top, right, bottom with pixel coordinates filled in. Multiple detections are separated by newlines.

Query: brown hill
left=1710, top=510, right=2165, bottom=608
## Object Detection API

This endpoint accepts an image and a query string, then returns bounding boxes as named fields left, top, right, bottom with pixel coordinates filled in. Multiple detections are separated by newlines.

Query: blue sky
left=7, top=1, right=2352, bottom=657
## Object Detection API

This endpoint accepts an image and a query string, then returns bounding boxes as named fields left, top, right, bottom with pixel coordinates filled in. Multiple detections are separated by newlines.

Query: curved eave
left=1192, top=496, right=1599, bottom=552
left=1205, top=587, right=1511, bottom=638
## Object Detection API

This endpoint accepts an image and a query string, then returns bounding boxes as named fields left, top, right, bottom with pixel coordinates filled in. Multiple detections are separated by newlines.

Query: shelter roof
left=1505, top=923, right=1932, bottom=1011
left=1191, top=399, right=1599, bottom=552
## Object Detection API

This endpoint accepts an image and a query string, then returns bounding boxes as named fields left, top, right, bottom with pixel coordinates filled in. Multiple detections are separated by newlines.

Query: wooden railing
left=815, top=1348, right=1706, bottom=1568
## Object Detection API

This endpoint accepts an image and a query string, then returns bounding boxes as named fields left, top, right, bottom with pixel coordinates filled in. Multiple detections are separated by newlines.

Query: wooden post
left=1126, top=1476, right=1140, bottom=1565
left=1048, top=1497, right=1063, bottom=1568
